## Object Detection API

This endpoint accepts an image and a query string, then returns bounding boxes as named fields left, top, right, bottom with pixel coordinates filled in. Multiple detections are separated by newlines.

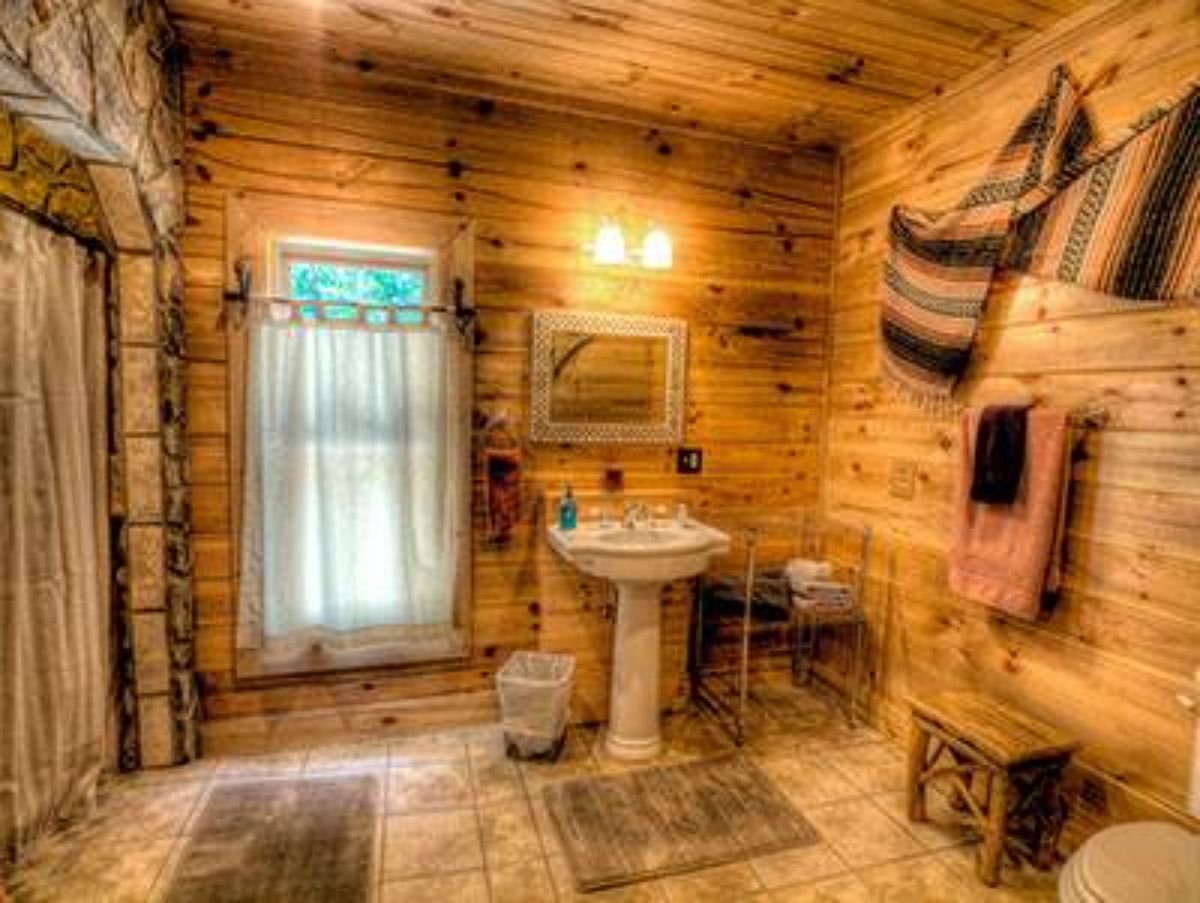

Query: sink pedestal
left=605, top=581, right=663, bottom=760
left=546, top=518, right=729, bottom=763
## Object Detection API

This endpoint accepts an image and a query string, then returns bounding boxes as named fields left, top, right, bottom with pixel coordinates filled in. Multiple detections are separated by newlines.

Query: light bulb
left=593, top=221, right=627, bottom=265
left=641, top=227, right=673, bottom=269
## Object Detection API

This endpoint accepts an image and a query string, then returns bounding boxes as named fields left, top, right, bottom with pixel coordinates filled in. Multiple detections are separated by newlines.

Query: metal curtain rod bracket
left=1067, top=402, right=1110, bottom=430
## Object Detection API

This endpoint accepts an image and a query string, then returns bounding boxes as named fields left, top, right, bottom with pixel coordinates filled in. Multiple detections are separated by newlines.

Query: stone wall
left=0, top=0, right=184, bottom=232
left=0, top=1, right=195, bottom=768
left=0, top=109, right=102, bottom=240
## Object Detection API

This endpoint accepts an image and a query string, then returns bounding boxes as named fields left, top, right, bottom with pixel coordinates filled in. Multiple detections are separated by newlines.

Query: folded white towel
left=792, top=580, right=853, bottom=606
left=785, top=558, right=832, bottom=589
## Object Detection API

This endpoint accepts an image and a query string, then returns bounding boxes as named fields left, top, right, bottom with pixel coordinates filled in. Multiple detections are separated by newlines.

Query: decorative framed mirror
left=529, top=310, right=687, bottom=444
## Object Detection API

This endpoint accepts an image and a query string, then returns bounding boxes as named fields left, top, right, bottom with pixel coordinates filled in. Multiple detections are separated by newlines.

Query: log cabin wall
left=178, top=36, right=836, bottom=751
left=823, top=0, right=1199, bottom=837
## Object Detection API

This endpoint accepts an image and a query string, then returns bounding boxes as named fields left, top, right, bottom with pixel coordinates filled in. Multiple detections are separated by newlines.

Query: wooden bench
left=906, top=691, right=1080, bottom=886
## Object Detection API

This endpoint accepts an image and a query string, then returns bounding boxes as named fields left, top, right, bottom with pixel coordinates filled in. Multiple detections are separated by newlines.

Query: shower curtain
left=0, top=210, right=111, bottom=857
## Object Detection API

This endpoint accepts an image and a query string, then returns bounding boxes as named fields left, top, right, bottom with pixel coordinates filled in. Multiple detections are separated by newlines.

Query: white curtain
left=0, top=210, right=110, bottom=856
left=238, top=309, right=462, bottom=659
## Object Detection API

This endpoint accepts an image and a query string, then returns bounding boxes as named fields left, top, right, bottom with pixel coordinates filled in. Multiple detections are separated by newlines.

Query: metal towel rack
left=690, top=514, right=873, bottom=746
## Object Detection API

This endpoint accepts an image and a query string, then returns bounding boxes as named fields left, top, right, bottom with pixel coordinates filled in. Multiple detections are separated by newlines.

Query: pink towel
left=948, top=407, right=1070, bottom=620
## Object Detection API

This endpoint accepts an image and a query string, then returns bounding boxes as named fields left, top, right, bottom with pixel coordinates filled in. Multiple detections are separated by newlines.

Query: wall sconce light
left=641, top=226, right=673, bottom=270
left=592, top=219, right=628, bottom=265
left=589, top=219, right=673, bottom=270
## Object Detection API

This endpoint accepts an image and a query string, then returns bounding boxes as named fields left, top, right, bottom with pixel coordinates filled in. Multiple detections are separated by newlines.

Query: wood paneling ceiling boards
left=166, top=0, right=1096, bottom=147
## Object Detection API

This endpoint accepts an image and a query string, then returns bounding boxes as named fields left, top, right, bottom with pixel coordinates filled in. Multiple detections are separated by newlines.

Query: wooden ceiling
left=167, top=0, right=1099, bottom=146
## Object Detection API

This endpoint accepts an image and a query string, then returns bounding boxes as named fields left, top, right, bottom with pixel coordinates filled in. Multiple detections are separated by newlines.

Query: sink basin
left=548, top=519, right=730, bottom=583
left=548, top=517, right=729, bottom=760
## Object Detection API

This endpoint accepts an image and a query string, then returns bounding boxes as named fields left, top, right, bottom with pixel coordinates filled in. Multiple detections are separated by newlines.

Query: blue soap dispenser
left=558, top=483, right=577, bottom=530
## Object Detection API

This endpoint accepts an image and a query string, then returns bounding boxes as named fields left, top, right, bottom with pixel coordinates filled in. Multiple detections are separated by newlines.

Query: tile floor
left=5, top=683, right=1061, bottom=902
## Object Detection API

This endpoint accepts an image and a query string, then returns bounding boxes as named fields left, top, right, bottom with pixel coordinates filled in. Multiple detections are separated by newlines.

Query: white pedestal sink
left=548, top=518, right=730, bottom=760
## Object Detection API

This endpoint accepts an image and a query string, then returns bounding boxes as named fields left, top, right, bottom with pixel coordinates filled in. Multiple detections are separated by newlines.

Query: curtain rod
left=221, top=257, right=477, bottom=340
left=232, top=293, right=464, bottom=315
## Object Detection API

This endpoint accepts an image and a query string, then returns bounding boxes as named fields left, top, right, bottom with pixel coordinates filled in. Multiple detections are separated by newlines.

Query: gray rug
left=164, top=775, right=377, bottom=903
left=544, top=754, right=818, bottom=891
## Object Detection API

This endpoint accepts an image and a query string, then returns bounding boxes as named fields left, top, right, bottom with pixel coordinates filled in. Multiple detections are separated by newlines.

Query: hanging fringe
left=880, top=356, right=963, bottom=418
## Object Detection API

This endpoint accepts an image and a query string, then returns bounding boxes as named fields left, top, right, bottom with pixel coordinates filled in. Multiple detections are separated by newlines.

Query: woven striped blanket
left=882, top=66, right=1199, bottom=404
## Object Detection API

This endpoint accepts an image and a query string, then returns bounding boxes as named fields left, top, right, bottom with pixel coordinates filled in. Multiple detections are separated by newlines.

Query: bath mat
left=544, top=753, right=818, bottom=891
left=164, top=774, right=377, bottom=902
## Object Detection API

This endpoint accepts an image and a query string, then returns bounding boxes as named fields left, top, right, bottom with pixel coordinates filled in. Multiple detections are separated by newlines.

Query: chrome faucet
left=622, top=502, right=650, bottom=529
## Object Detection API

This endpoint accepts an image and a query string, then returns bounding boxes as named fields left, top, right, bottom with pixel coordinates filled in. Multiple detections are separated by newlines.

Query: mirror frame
left=529, top=310, right=687, bottom=444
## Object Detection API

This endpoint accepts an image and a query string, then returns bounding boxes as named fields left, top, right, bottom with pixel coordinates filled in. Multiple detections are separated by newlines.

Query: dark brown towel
left=971, top=406, right=1028, bottom=504
left=485, top=448, right=521, bottom=544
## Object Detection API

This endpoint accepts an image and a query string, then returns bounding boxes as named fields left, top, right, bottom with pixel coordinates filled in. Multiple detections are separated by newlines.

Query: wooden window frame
left=225, top=193, right=475, bottom=683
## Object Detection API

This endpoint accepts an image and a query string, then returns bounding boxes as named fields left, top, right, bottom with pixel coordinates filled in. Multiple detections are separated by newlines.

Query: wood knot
left=826, top=57, right=865, bottom=85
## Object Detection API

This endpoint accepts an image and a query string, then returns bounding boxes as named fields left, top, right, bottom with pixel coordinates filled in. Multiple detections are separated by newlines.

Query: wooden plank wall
left=823, top=0, right=1199, bottom=834
left=178, top=34, right=836, bottom=751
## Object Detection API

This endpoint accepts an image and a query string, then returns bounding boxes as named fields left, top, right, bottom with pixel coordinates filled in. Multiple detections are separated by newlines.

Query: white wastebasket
left=497, top=650, right=575, bottom=759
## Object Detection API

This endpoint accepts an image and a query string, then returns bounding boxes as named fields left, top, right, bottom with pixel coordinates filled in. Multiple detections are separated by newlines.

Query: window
left=236, top=236, right=469, bottom=677
left=278, top=241, right=431, bottom=325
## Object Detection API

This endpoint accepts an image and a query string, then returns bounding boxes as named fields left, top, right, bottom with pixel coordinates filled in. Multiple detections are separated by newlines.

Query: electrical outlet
left=676, top=447, right=703, bottom=475
left=889, top=459, right=916, bottom=499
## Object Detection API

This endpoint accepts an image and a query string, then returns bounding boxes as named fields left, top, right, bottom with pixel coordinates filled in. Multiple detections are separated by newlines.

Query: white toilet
left=1057, top=821, right=1200, bottom=902
left=1060, top=667, right=1200, bottom=902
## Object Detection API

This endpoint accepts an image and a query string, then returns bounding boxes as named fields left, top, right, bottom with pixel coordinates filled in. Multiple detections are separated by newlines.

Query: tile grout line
left=140, top=770, right=217, bottom=902
left=374, top=757, right=390, bottom=902
left=464, top=740, right=496, bottom=903
left=514, top=738, right=565, bottom=903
